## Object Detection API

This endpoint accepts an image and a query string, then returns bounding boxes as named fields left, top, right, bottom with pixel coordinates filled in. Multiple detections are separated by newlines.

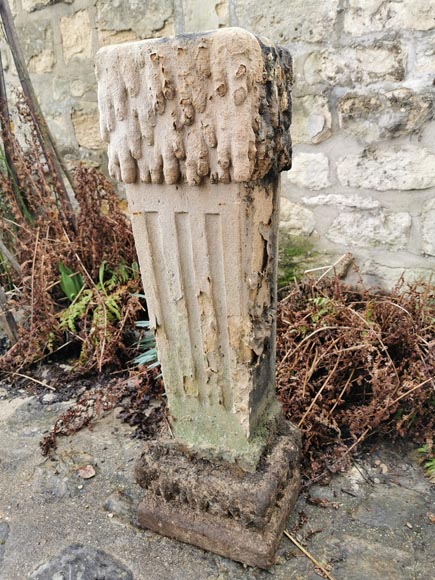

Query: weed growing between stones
left=276, top=275, right=435, bottom=482
left=277, top=230, right=315, bottom=288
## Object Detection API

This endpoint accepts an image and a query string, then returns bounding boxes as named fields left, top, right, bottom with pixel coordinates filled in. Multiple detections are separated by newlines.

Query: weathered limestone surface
left=97, top=27, right=299, bottom=567
left=96, top=28, right=292, bottom=468
left=18, top=19, right=54, bottom=73
left=136, top=421, right=300, bottom=569
left=337, top=90, right=433, bottom=143
left=337, top=147, right=435, bottom=191
left=71, top=105, right=105, bottom=150
left=291, top=94, right=331, bottom=145
left=23, top=0, right=73, bottom=12
left=326, top=211, right=412, bottom=250
left=96, top=0, right=174, bottom=45
left=280, top=198, right=315, bottom=237
left=303, top=43, right=405, bottom=87
left=344, top=0, right=435, bottom=35
left=96, top=29, right=291, bottom=187
left=60, top=10, right=93, bottom=64
left=421, top=198, right=435, bottom=257
left=287, top=152, right=330, bottom=190
left=236, top=0, right=339, bottom=44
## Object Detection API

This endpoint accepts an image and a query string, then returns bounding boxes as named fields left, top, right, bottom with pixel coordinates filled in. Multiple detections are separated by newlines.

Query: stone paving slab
left=0, top=392, right=434, bottom=580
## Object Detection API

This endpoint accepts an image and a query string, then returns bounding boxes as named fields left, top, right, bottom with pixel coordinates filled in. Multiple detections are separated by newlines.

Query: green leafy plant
left=134, top=319, right=159, bottom=371
left=278, top=231, right=315, bottom=288
left=418, top=442, right=435, bottom=483
left=58, top=262, right=84, bottom=302
left=57, top=260, right=141, bottom=367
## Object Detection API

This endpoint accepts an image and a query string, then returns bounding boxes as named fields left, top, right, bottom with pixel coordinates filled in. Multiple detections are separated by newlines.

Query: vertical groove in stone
left=144, top=211, right=185, bottom=398
left=175, top=211, right=208, bottom=404
left=205, top=213, right=233, bottom=411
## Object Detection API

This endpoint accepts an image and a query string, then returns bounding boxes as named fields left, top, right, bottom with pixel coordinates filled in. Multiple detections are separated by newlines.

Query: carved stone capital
left=96, top=28, right=292, bottom=186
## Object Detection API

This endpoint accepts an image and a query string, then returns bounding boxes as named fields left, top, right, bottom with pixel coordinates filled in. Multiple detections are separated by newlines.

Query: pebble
left=373, top=477, right=381, bottom=484
left=28, top=545, right=134, bottom=579
left=77, top=465, right=96, bottom=479
left=42, top=393, right=56, bottom=404
left=0, top=388, right=8, bottom=398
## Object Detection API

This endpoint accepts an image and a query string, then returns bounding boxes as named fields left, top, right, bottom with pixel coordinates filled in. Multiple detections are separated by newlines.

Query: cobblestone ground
left=0, top=390, right=434, bottom=580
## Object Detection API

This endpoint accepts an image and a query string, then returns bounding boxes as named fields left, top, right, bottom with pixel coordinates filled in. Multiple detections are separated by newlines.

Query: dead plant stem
left=283, top=530, right=336, bottom=580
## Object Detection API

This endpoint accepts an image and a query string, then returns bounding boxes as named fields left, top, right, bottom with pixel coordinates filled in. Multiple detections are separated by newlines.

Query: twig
left=327, top=369, right=355, bottom=417
left=283, top=530, right=336, bottom=580
left=278, top=326, right=354, bottom=368
left=387, top=378, right=433, bottom=407
left=316, top=254, right=350, bottom=283
left=298, top=355, right=341, bottom=427
left=29, top=226, right=40, bottom=330
left=4, top=371, right=56, bottom=390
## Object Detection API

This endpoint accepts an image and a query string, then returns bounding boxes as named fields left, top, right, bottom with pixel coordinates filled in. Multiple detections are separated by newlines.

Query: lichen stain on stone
left=96, top=28, right=292, bottom=186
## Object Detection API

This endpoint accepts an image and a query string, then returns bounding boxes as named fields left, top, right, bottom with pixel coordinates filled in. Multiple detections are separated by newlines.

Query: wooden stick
left=0, top=0, right=76, bottom=233
left=0, top=237, right=21, bottom=274
left=4, top=370, right=56, bottom=390
left=283, top=530, right=336, bottom=580
left=0, top=284, right=18, bottom=343
left=0, top=50, right=25, bottom=218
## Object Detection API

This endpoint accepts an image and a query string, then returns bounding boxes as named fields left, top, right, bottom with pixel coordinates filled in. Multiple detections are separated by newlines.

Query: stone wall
left=4, top=0, right=435, bottom=287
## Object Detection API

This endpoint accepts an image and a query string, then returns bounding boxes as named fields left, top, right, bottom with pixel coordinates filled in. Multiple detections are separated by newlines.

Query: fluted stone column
left=96, top=28, right=300, bottom=568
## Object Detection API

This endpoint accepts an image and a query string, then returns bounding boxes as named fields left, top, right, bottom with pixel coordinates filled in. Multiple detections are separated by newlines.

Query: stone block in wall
left=71, top=104, right=104, bottom=150
left=280, top=198, right=315, bottom=237
left=302, top=193, right=380, bottom=210
left=46, top=114, right=76, bottom=154
left=22, top=0, right=73, bottom=12
left=236, top=0, right=339, bottom=43
left=421, top=198, right=435, bottom=256
left=287, top=153, right=330, bottom=191
left=184, top=0, right=229, bottom=33
left=360, top=259, right=435, bottom=289
left=18, top=20, right=54, bottom=74
left=344, top=0, right=435, bottom=36
left=98, top=29, right=139, bottom=48
left=304, top=43, right=405, bottom=87
left=292, top=95, right=331, bottom=145
left=96, top=0, right=174, bottom=43
left=337, top=146, right=435, bottom=191
left=70, top=74, right=98, bottom=99
left=337, top=89, right=434, bottom=142
left=60, top=10, right=93, bottom=64
left=327, top=211, right=412, bottom=250
left=415, top=36, right=435, bottom=79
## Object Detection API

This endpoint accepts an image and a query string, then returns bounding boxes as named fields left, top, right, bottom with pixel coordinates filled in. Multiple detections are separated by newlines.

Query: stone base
left=135, top=422, right=300, bottom=569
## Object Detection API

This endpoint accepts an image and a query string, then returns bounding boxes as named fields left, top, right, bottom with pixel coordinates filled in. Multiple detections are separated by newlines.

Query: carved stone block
left=96, top=27, right=299, bottom=568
